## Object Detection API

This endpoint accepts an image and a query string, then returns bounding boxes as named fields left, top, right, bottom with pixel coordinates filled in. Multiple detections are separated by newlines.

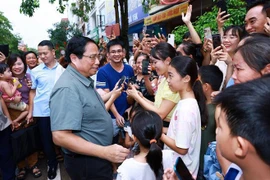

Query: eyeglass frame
left=82, top=54, right=103, bottom=61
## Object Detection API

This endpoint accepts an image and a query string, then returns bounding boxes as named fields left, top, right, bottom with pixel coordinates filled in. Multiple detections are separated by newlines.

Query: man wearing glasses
left=50, top=36, right=129, bottom=179
left=96, top=39, right=134, bottom=143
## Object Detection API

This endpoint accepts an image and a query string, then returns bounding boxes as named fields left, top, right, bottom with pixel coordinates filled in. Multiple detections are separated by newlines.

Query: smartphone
left=174, top=157, right=194, bottom=180
left=146, top=29, right=154, bottom=37
left=133, top=33, right=139, bottom=40
left=143, top=25, right=147, bottom=34
left=204, top=27, right=212, bottom=41
left=167, top=34, right=175, bottom=47
left=142, top=59, right=150, bottom=75
left=0, top=44, right=9, bottom=57
left=118, top=76, right=126, bottom=88
left=153, top=26, right=162, bottom=38
left=213, top=34, right=221, bottom=49
left=217, top=0, right=228, bottom=18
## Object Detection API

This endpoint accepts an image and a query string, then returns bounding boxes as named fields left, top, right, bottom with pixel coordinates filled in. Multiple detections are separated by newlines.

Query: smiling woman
left=6, top=53, right=42, bottom=179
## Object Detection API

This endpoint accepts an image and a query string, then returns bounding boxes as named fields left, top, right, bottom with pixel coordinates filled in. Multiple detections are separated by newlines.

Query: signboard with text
left=105, top=0, right=148, bottom=25
left=144, top=1, right=188, bottom=26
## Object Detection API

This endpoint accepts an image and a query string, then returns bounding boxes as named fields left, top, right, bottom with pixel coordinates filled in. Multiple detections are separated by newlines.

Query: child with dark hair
left=0, top=63, right=28, bottom=112
left=214, top=75, right=270, bottom=180
left=117, top=110, right=163, bottom=180
left=197, top=65, right=223, bottom=179
left=161, top=56, right=208, bottom=179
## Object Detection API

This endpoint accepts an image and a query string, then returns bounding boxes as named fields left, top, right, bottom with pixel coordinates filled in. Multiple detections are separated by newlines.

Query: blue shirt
left=31, top=62, right=59, bottom=117
left=96, top=63, right=134, bottom=118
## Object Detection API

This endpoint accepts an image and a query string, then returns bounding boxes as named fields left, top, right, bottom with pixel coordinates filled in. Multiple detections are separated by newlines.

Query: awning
left=144, top=1, right=188, bottom=26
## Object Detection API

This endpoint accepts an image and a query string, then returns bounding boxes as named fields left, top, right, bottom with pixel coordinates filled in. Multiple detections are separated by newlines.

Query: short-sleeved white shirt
left=164, top=98, right=201, bottom=179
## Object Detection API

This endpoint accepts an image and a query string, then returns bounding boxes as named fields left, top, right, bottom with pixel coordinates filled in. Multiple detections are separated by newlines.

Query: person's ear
left=234, top=136, right=248, bottom=158
left=261, top=63, right=270, bottom=75
left=164, top=57, right=171, bottom=65
left=132, top=134, right=137, bottom=142
left=183, top=75, right=191, bottom=83
left=202, top=82, right=210, bottom=91
left=70, top=54, right=78, bottom=64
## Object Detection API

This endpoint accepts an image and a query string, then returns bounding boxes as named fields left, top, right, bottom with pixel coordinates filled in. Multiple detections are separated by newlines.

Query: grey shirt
left=50, top=65, right=113, bottom=154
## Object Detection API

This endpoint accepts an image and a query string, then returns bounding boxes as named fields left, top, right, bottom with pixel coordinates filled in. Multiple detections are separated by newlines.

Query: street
left=0, top=158, right=71, bottom=180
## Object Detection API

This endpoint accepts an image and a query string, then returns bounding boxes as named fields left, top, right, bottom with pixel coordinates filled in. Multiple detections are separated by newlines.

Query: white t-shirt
left=164, top=98, right=201, bottom=179
left=116, top=158, right=156, bottom=180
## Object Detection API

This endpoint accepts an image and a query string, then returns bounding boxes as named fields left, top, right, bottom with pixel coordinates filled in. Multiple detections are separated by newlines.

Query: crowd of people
left=0, top=0, right=270, bottom=180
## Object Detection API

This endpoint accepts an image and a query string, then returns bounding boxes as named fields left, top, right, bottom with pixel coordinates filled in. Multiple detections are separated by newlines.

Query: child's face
left=167, top=65, right=187, bottom=93
left=2, top=68, right=13, bottom=79
left=216, top=109, right=236, bottom=162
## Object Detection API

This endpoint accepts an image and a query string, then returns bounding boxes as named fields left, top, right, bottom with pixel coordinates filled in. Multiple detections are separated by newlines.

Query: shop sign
left=144, top=1, right=188, bottom=26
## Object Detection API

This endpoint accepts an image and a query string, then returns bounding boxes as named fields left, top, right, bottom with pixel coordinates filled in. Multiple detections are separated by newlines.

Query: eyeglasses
left=83, top=54, right=103, bottom=61
left=109, top=49, right=123, bottom=54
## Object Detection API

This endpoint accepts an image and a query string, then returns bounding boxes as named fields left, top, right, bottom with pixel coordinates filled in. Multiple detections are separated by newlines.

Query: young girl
left=0, top=64, right=28, bottom=112
left=161, top=56, right=208, bottom=179
left=117, top=110, right=163, bottom=180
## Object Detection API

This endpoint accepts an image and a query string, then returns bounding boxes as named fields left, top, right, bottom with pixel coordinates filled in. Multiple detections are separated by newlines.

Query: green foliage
left=47, top=20, right=82, bottom=58
left=20, top=0, right=40, bottom=17
left=172, top=0, right=246, bottom=44
left=0, top=12, right=22, bottom=53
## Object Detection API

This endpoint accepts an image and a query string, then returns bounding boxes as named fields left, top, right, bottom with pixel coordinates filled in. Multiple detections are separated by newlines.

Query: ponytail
left=193, top=80, right=208, bottom=127
left=146, top=140, right=163, bottom=180
left=131, top=111, right=164, bottom=179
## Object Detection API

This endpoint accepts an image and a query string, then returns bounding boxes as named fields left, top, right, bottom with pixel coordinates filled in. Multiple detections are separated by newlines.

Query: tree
left=19, top=0, right=130, bottom=60
left=47, top=20, right=82, bottom=58
left=0, top=12, right=22, bottom=53
left=172, top=0, right=246, bottom=44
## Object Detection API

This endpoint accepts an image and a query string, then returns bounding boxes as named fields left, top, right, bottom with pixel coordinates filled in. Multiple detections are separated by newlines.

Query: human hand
left=104, top=144, right=130, bottom=163
left=11, top=121, right=20, bottom=131
left=211, top=91, right=221, bottom=100
left=203, top=38, right=213, bottom=54
left=133, top=39, right=140, bottom=47
left=163, top=168, right=178, bottom=180
left=26, top=112, right=33, bottom=124
left=111, top=85, right=123, bottom=100
left=126, top=84, right=140, bottom=99
left=0, top=52, right=6, bottom=63
left=210, top=46, right=223, bottom=65
left=26, top=78, right=32, bottom=88
left=115, top=113, right=125, bottom=127
left=216, top=8, right=230, bottom=29
left=13, top=77, right=20, bottom=87
left=264, top=17, right=270, bottom=35
left=215, top=44, right=233, bottom=65
left=182, top=5, right=192, bottom=25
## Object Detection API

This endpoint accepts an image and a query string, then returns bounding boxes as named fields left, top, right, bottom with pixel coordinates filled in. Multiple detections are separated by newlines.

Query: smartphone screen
left=174, top=157, right=194, bottom=180
left=213, top=34, right=221, bottom=49
left=133, top=33, right=139, bottom=40
left=204, top=27, right=212, bottom=41
left=0, top=44, right=9, bottom=57
left=146, top=29, right=154, bottom=37
left=167, top=34, right=175, bottom=47
left=118, top=76, right=126, bottom=88
left=142, top=59, right=150, bottom=75
left=217, top=0, right=228, bottom=18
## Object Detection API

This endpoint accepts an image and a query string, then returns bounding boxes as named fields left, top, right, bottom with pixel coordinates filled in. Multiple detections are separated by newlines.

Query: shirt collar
left=67, top=65, right=94, bottom=88
left=42, top=61, right=58, bottom=70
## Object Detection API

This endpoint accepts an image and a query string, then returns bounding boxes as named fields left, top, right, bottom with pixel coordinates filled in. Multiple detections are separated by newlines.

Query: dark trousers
left=36, top=117, right=57, bottom=167
left=64, top=154, right=113, bottom=180
left=0, top=126, right=16, bottom=180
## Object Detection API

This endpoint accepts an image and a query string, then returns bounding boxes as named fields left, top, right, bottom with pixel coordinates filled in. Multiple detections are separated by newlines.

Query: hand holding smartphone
left=118, top=76, right=126, bottom=89
left=167, top=34, right=175, bottom=47
left=174, top=157, right=194, bottom=180
left=204, top=27, right=212, bottom=41
left=142, top=59, right=150, bottom=75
